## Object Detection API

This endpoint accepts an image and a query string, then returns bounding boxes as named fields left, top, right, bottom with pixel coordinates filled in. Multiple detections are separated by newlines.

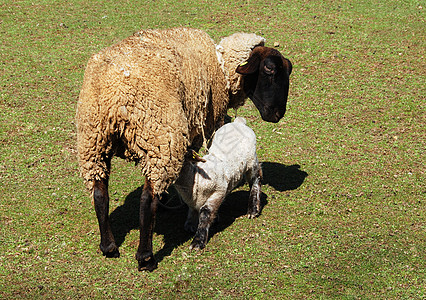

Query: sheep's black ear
left=236, top=52, right=261, bottom=75
left=284, top=58, right=292, bottom=76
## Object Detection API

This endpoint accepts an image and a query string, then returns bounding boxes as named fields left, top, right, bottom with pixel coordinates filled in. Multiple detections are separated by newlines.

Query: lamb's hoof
left=100, top=242, right=120, bottom=258
left=247, top=212, right=259, bottom=219
left=189, top=239, right=206, bottom=251
left=247, top=207, right=260, bottom=219
left=136, top=253, right=157, bottom=272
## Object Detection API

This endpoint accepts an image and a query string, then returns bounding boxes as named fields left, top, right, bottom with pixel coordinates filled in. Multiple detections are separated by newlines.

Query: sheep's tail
left=234, top=117, right=247, bottom=125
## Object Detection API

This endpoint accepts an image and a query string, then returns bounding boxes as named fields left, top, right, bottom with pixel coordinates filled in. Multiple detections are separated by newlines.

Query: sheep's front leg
left=93, top=179, right=119, bottom=258
left=190, top=197, right=222, bottom=250
left=136, top=180, right=158, bottom=271
left=247, top=167, right=262, bottom=219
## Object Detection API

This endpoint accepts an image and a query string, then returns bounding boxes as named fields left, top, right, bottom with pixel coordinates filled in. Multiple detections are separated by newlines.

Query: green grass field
left=0, top=0, right=424, bottom=298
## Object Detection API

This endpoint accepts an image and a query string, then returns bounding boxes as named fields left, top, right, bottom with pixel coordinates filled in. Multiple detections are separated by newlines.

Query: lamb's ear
left=236, top=51, right=261, bottom=75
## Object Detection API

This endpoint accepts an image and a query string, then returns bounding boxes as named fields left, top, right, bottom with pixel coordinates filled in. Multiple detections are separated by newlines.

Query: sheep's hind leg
left=93, top=179, right=120, bottom=258
left=247, top=167, right=262, bottom=219
left=135, top=180, right=158, bottom=272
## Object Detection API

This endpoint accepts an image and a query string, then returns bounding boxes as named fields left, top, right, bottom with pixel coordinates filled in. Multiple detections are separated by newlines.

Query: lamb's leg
left=93, top=179, right=119, bottom=258
left=136, top=180, right=158, bottom=272
left=190, top=196, right=222, bottom=250
left=247, top=166, right=262, bottom=219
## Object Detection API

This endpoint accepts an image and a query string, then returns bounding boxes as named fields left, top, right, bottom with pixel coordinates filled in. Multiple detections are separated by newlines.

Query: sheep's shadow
left=109, top=187, right=190, bottom=263
left=109, top=186, right=267, bottom=264
left=261, top=162, right=308, bottom=191
left=212, top=190, right=268, bottom=235
left=109, top=162, right=307, bottom=264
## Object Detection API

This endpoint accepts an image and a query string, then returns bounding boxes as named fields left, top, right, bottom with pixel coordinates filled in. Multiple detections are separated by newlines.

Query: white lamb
left=174, top=117, right=262, bottom=250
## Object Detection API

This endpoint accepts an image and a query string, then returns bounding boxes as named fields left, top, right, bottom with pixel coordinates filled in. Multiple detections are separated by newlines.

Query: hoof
left=136, top=253, right=157, bottom=272
left=247, top=207, right=260, bottom=219
left=189, top=240, right=206, bottom=251
left=247, top=212, right=259, bottom=219
left=100, top=243, right=120, bottom=258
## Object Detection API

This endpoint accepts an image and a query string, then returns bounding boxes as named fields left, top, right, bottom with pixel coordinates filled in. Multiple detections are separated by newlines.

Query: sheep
left=174, top=117, right=262, bottom=250
left=76, top=27, right=292, bottom=271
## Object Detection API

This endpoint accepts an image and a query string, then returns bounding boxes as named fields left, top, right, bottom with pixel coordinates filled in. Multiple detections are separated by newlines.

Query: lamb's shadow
left=212, top=190, right=268, bottom=235
left=261, top=162, right=308, bottom=191
left=109, top=162, right=307, bottom=264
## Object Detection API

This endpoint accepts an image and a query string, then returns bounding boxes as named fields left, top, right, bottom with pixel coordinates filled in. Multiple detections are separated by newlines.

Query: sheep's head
left=236, top=47, right=292, bottom=123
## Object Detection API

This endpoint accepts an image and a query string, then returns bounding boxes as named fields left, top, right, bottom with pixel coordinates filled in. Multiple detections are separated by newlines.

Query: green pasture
left=0, top=0, right=424, bottom=298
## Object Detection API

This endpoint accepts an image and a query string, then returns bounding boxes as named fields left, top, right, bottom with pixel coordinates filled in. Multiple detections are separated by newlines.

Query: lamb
left=174, top=117, right=262, bottom=250
left=76, top=27, right=292, bottom=271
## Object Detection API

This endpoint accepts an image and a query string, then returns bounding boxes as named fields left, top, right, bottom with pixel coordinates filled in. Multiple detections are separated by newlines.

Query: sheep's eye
left=264, top=65, right=274, bottom=75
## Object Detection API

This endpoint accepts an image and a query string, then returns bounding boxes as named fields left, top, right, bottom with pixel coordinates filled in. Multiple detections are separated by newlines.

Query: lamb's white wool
left=174, top=117, right=262, bottom=247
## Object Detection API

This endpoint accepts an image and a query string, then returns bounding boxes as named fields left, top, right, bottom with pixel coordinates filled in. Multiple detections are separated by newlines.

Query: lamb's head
left=236, top=47, right=292, bottom=123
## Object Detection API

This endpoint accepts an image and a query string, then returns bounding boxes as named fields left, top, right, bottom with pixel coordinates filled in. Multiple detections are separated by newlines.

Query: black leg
left=135, top=180, right=158, bottom=271
left=93, top=179, right=119, bottom=258
left=248, top=167, right=262, bottom=218
left=190, top=205, right=215, bottom=250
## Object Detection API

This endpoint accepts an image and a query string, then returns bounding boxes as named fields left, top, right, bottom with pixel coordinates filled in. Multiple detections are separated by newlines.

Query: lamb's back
left=208, top=120, right=257, bottom=161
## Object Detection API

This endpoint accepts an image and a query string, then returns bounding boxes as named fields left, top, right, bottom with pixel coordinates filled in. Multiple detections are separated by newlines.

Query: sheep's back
left=150, top=28, right=229, bottom=140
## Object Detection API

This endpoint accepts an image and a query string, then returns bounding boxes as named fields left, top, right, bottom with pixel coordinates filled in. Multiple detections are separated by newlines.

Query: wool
left=174, top=117, right=262, bottom=244
left=218, top=33, right=266, bottom=109
left=175, top=117, right=260, bottom=210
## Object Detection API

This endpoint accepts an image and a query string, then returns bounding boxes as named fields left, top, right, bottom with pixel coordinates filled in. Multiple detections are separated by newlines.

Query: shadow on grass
left=214, top=190, right=268, bottom=234
left=261, top=162, right=308, bottom=191
left=109, top=186, right=191, bottom=263
left=109, top=162, right=307, bottom=264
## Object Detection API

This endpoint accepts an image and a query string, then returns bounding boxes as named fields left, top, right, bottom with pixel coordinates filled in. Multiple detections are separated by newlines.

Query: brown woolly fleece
left=76, top=27, right=264, bottom=194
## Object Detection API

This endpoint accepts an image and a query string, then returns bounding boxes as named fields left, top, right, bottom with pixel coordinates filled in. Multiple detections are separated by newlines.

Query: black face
left=236, top=47, right=292, bottom=123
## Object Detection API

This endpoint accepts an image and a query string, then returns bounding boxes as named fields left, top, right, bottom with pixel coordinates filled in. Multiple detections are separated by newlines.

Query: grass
left=0, top=0, right=424, bottom=298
